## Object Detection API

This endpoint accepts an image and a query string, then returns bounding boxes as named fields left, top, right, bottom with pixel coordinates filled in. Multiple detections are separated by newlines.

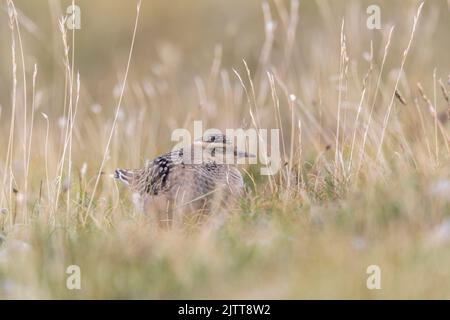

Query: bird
left=114, top=133, right=254, bottom=225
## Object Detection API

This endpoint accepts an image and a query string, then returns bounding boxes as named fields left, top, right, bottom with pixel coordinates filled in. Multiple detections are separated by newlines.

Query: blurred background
left=1, top=0, right=448, bottom=120
left=1, top=0, right=449, bottom=163
left=0, top=0, right=447, bottom=172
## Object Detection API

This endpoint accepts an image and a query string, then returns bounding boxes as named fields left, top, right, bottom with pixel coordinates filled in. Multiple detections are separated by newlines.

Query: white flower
left=80, top=162, right=88, bottom=177
left=90, top=103, right=102, bottom=114
left=58, top=116, right=67, bottom=129
left=265, top=20, right=276, bottom=32
left=117, top=109, right=125, bottom=121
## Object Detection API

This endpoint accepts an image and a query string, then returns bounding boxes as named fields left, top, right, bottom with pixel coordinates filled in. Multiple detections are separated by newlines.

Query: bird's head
left=191, top=133, right=256, bottom=164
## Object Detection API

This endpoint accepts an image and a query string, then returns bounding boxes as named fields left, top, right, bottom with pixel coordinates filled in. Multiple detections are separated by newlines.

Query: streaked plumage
left=114, top=134, right=252, bottom=224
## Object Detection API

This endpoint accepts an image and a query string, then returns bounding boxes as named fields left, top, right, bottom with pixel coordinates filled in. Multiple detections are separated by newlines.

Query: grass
left=0, top=0, right=450, bottom=299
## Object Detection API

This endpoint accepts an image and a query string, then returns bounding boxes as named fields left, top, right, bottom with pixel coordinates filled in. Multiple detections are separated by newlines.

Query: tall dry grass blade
left=41, top=112, right=51, bottom=209
left=439, top=78, right=450, bottom=109
left=24, top=63, right=38, bottom=224
left=8, top=1, right=29, bottom=222
left=334, top=19, right=347, bottom=182
left=413, top=98, right=433, bottom=161
left=66, top=0, right=78, bottom=218
left=267, top=72, right=286, bottom=187
left=259, top=1, right=275, bottom=69
left=358, top=26, right=395, bottom=175
left=283, top=0, right=300, bottom=73
left=1, top=2, right=18, bottom=225
left=348, top=88, right=366, bottom=174
left=376, top=2, right=424, bottom=162
left=52, top=15, right=73, bottom=222
left=85, top=0, right=142, bottom=225
left=433, top=68, right=439, bottom=164
left=418, top=82, right=450, bottom=159
left=233, top=68, right=275, bottom=192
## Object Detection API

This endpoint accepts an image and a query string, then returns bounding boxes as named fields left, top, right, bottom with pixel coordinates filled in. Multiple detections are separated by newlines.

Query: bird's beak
left=193, top=141, right=224, bottom=148
left=235, top=149, right=256, bottom=158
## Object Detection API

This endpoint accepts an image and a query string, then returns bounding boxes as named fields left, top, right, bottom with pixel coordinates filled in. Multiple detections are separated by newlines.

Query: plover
left=114, top=133, right=254, bottom=224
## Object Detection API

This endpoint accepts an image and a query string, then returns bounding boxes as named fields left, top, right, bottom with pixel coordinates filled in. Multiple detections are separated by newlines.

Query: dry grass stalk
left=85, top=0, right=142, bottom=225
left=376, top=2, right=424, bottom=162
left=417, top=82, right=450, bottom=159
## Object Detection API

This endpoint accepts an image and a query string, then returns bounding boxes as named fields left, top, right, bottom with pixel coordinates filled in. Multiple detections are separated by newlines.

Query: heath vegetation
left=0, top=0, right=449, bottom=298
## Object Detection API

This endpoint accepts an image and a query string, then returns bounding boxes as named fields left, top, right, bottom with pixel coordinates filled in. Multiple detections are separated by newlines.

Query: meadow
left=0, top=0, right=450, bottom=299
